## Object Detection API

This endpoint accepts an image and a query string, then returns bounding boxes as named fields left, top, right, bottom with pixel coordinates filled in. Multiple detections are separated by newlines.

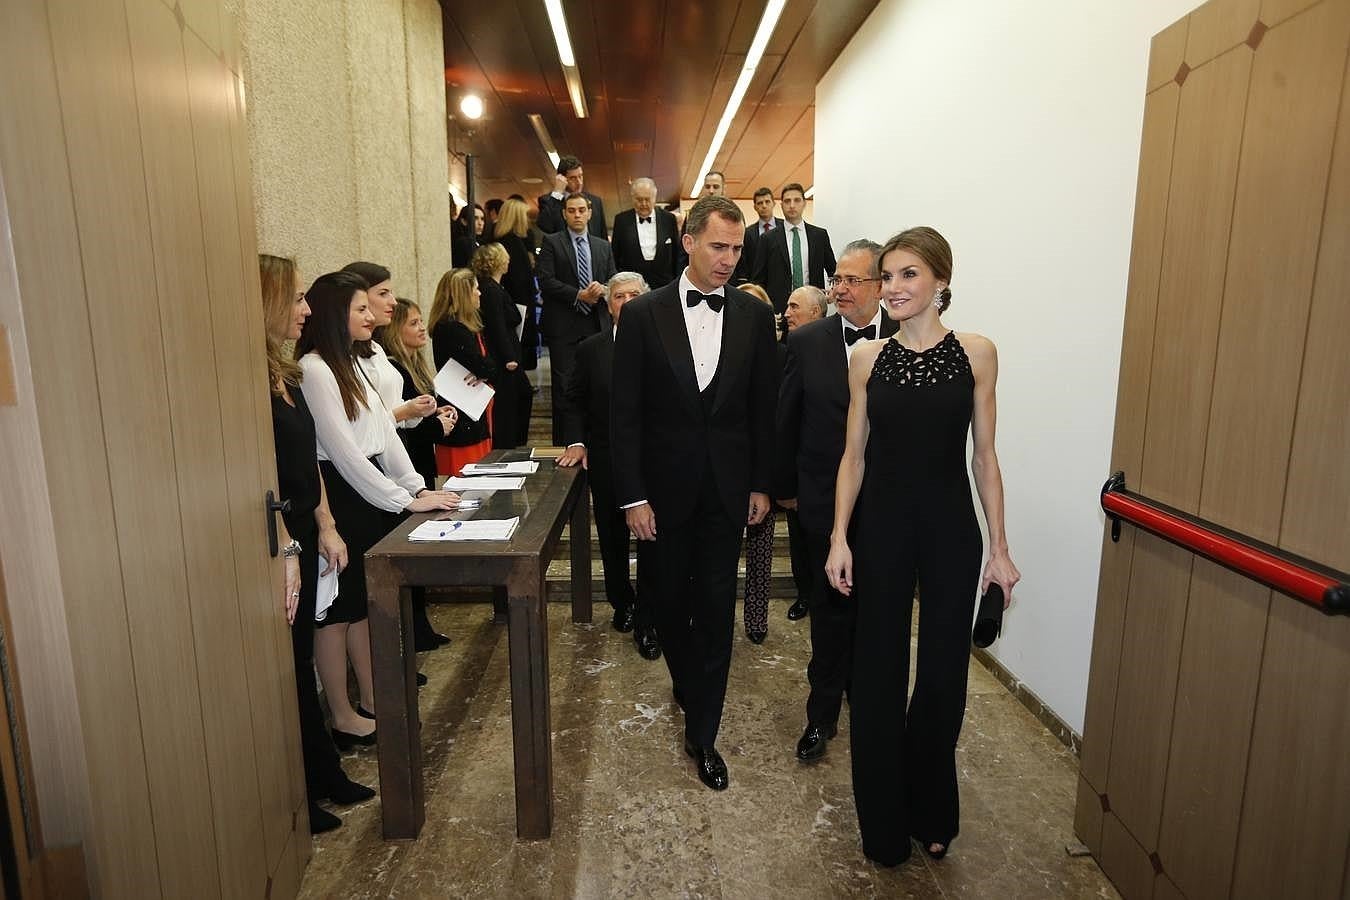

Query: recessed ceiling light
left=521, top=176, right=544, bottom=184
left=460, top=94, right=484, bottom=120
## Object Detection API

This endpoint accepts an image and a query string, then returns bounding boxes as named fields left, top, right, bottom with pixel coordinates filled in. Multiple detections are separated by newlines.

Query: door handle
left=265, top=489, right=291, bottom=558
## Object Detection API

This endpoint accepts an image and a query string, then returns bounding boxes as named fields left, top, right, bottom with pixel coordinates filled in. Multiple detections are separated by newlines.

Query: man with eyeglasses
left=774, top=238, right=896, bottom=763
left=750, top=183, right=836, bottom=312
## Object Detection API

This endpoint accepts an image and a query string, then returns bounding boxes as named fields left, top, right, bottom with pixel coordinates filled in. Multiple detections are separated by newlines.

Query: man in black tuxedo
left=611, top=196, right=777, bottom=791
left=537, top=192, right=617, bottom=442
left=558, top=273, right=661, bottom=660
left=611, top=178, right=683, bottom=288
left=751, top=183, right=836, bottom=312
left=733, top=186, right=782, bottom=285
left=537, top=155, right=608, bottom=238
left=775, top=239, right=895, bottom=762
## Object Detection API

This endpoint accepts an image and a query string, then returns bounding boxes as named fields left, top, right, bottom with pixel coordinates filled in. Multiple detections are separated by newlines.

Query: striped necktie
left=575, top=234, right=591, bottom=285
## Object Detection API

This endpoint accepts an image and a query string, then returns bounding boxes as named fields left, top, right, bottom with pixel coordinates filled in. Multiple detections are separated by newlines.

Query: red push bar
left=1101, top=472, right=1350, bottom=617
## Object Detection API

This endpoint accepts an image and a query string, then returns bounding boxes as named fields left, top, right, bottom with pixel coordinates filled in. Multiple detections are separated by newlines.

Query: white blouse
left=299, top=352, right=426, bottom=512
left=360, top=342, right=422, bottom=431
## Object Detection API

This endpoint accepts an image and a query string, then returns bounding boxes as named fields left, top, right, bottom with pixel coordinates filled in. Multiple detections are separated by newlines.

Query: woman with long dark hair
left=826, top=227, right=1019, bottom=866
left=296, top=272, right=459, bottom=749
left=259, top=254, right=373, bottom=832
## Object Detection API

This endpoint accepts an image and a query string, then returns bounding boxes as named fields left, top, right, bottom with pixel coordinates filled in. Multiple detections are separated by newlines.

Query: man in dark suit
left=558, top=273, right=661, bottom=660
left=751, top=182, right=836, bottom=312
left=733, top=186, right=782, bottom=285
left=537, top=155, right=608, bottom=238
left=611, top=178, right=683, bottom=288
left=537, top=192, right=617, bottom=442
left=611, top=196, right=777, bottom=791
left=774, top=238, right=895, bottom=763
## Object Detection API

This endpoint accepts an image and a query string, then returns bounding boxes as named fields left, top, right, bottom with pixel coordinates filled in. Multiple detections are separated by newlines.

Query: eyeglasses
left=827, top=275, right=879, bottom=288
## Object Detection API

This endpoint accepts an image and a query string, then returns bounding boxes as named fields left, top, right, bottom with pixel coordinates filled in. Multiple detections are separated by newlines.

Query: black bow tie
left=639, top=217, right=652, bottom=224
left=844, top=324, right=876, bottom=345
left=686, top=290, right=725, bottom=313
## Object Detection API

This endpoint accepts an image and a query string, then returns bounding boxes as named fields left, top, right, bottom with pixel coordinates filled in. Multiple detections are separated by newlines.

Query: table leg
left=366, top=557, right=423, bottom=840
left=506, top=564, right=553, bottom=839
left=570, top=469, right=593, bottom=624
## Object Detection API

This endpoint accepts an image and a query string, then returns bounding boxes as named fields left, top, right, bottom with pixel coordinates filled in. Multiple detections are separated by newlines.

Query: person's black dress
left=478, top=278, right=533, bottom=448
left=849, top=333, right=984, bottom=866
left=270, top=388, right=347, bottom=802
left=497, top=232, right=540, bottom=369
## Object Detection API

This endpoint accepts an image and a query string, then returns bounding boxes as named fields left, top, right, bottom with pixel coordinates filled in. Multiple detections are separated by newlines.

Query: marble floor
left=297, top=600, right=1118, bottom=899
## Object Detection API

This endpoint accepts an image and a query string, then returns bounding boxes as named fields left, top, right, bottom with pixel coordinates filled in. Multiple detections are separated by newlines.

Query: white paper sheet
left=460, top=461, right=539, bottom=475
left=315, top=557, right=340, bottom=622
left=408, top=517, right=520, bottom=542
left=433, top=357, right=495, bottom=421
left=515, top=304, right=528, bottom=341
left=441, top=476, right=526, bottom=491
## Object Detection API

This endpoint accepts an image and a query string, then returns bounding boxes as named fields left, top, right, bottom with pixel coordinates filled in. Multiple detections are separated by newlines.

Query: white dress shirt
left=636, top=214, right=658, bottom=261
left=679, top=269, right=724, bottom=392
left=359, top=342, right=422, bottom=430
left=785, top=221, right=809, bottom=281
left=843, top=307, right=885, bottom=364
left=299, top=352, right=426, bottom=512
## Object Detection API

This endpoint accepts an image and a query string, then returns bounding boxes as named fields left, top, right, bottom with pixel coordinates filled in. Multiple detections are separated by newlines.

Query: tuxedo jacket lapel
left=652, top=289, right=702, bottom=417
left=821, top=314, right=849, bottom=398
left=711, top=294, right=751, bottom=415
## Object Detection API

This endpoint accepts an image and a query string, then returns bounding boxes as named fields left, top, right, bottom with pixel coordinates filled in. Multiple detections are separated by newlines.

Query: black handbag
left=971, top=583, right=1005, bottom=648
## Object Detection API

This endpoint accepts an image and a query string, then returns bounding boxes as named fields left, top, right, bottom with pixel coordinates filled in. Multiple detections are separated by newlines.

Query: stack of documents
left=461, top=461, right=539, bottom=475
left=442, top=475, right=525, bottom=491
left=433, top=358, right=495, bottom=421
left=408, top=517, right=520, bottom=542
left=530, top=447, right=566, bottom=459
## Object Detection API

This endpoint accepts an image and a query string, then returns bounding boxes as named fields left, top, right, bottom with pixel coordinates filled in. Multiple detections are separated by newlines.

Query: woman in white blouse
left=296, top=271, right=460, bottom=749
left=343, top=261, right=458, bottom=653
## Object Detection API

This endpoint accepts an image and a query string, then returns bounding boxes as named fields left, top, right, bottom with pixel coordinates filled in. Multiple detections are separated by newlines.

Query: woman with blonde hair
left=494, top=197, right=540, bottom=369
left=471, top=243, right=532, bottom=447
left=259, top=254, right=372, bottom=832
left=429, top=268, right=498, bottom=473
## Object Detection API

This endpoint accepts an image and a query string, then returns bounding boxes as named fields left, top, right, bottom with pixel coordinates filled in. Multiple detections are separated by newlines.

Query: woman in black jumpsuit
left=826, top=227, right=1020, bottom=867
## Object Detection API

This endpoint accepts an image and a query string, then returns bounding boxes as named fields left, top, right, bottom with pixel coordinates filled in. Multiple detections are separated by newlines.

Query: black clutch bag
left=971, top=583, right=1004, bottom=648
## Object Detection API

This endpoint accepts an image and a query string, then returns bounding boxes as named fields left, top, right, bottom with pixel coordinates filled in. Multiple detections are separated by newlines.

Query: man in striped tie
left=537, top=192, right=617, bottom=443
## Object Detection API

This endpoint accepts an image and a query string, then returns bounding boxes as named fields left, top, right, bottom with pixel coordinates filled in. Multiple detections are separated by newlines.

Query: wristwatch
left=281, top=539, right=302, bottom=559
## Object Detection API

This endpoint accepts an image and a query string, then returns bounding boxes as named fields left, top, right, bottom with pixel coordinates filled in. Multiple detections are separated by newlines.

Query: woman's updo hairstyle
left=880, top=226, right=954, bottom=313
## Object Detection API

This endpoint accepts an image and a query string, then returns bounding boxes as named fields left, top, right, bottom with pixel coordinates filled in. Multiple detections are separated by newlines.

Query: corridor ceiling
left=439, top=0, right=880, bottom=215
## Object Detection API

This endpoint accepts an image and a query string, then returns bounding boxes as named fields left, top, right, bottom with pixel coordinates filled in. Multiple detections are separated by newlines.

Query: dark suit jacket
left=611, top=208, right=683, bottom=288
left=537, top=229, right=616, bottom=346
left=733, top=217, right=783, bottom=285
left=751, top=221, right=836, bottom=312
left=537, top=191, right=608, bottom=239
left=610, top=282, right=778, bottom=525
left=561, top=328, right=615, bottom=453
left=774, top=313, right=898, bottom=534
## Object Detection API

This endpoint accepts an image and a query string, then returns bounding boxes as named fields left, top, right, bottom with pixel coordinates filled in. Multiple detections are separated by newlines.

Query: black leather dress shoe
left=324, top=777, right=376, bottom=806
left=795, top=722, right=838, bottom=761
left=786, top=598, right=810, bottom=620
left=308, top=802, right=341, bottom=834
left=414, top=631, right=452, bottom=652
left=416, top=671, right=428, bottom=687
left=635, top=623, right=661, bottom=660
left=331, top=727, right=377, bottom=751
left=611, top=604, right=636, bottom=633
left=356, top=705, right=375, bottom=720
left=683, top=738, right=729, bottom=790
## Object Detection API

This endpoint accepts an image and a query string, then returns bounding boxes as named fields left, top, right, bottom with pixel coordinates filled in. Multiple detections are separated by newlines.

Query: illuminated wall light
left=460, top=94, right=484, bottom=120
left=688, top=0, right=787, bottom=197
left=804, top=185, right=815, bottom=199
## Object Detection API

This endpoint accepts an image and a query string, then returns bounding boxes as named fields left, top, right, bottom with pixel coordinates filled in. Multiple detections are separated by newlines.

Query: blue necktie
left=575, top=234, right=591, bottom=285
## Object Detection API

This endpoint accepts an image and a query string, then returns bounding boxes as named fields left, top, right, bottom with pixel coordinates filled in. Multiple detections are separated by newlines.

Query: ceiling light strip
left=543, top=0, right=588, bottom=119
left=687, top=0, right=788, bottom=198
left=528, top=113, right=562, bottom=170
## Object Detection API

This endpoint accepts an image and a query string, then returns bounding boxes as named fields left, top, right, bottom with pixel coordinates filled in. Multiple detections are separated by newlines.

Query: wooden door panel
left=1156, top=561, right=1268, bottom=898
left=1104, top=532, right=1193, bottom=846
left=1138, top=47, right=1252, bottom=512
left=1186, top=0, right=1262, bottom=65
left=1281, top=4, right=1350, bottom=572
left=182, top=30, right=299, bottom=873
left=126, top=2, right=269, bottom=895
left=1198, top=0, right=1350, bottom=542
left=1101, top=812, right=1157, bottom=900
left=1262, top=0, right=1325, bottom=26
left=1231, top=599, right=1350, bottom=899
left=45, top=1, right=221, bottom=895
left=1079, top=528, right=1137, bottom=792
left=1109, top=83, right=1181, bottom=480
left=1148, top=19, right=1191, bottom=91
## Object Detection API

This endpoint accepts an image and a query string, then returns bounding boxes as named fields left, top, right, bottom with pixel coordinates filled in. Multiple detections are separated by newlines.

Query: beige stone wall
left=241, top=0, right=449, bottom=305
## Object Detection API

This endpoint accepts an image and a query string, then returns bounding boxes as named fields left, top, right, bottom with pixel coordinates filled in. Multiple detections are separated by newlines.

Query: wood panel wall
left=1076, top=0, right=1350, bottom=898
left=0, top=0, right=307, bottom=896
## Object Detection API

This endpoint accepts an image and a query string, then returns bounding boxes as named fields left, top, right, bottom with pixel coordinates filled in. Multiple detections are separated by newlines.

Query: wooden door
left=0, top=0, right=307, bottom=896
left=1076, top=1, right=1350, bottom=898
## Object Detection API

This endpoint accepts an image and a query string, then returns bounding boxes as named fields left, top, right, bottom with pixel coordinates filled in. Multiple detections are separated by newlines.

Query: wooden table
left=364, top=451, right=591, bottom=840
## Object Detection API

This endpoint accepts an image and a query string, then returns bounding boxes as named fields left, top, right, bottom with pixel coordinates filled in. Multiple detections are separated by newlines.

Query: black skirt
left=316, top=459, right=406, bottom=626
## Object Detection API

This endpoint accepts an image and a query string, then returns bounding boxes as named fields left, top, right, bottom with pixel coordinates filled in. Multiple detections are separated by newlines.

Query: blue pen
left=438, top=522, right=463, bottom=538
